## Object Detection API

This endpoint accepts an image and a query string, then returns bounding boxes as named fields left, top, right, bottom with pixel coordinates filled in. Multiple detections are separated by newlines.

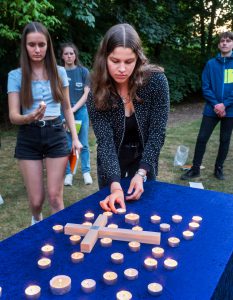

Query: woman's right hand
left=99, top=189, right=125, bottom=213
left=27, top=102, right=46, bottom=123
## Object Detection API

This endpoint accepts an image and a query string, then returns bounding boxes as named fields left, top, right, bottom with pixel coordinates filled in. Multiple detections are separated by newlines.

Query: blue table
left=0, top=181, right=233, bottom=300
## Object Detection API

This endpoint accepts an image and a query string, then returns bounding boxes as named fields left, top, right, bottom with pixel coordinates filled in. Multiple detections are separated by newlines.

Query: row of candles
left=23, top=211, right=202, bottom=299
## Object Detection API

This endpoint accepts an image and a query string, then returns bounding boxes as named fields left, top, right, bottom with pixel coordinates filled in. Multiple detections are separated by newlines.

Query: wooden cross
left=64, top=214, right=161, bottom=253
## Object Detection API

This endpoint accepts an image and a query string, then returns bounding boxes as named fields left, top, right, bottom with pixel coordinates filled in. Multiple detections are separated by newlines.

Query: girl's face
left=26, top=32, right=47, bottom=63
left=107, top=47, right=137, bottom=86
left=62, top=47, right=76, bottom=67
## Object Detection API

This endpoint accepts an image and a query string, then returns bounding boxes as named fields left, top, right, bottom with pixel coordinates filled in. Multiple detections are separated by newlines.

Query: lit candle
left=0, top=287, right=2, bottom=297
left=103, top=271, right=118, bottom=285
left=116, top=208, right=126, bottom=214
left=103, top=211, right=113, bottom=218
left=116, top=290, right=132, bottom=300
left=150, top=215, right=161, bottom=224
left=107, top=223, right=118, bottom=229
left=50, top=275, right=71, bottom=295
left=159, top=223, right=170, bottom=232
left=84, top=212, right=95, bottom=221
left=52, top=224, right=63, bottom=233
left=189, top=222, right=200, bottom=231
left=152, top=247, right=164, bottom=258
left=41, top=244, right=54, bottom=256
left=182, top=230, right=194, bottom=240
left=111, top=252, right=124, bottom=264
left=128, top=241, right=140, bottom=252
left=147, top=282, right=163, bottom=296
left=100, top=237, right=112, bottom=247
left=69, top=235, right=81, bottom=245
left=132, top=225, right=143, bottom=231
left=25, top=285, right=41, bottom=299
left=124, top=268, right=138, bottom=280
left=168, top=237, right=180, bottom=247
left=82, top=221, right=92, bottom=226
left=172, top=215, right=182, bottom=223
left=37, top=257, right=51, bottom=269
left=81, top=279, right=96, bottom=293
left=144, top=258, right=158, bottom=271
left=71, top=252, right=84, bottom=263
left=192, top=216, right=202, bottom=223
left=164, top=258, right=178, bottom=270
left=125, top=213, right=140, bottom=225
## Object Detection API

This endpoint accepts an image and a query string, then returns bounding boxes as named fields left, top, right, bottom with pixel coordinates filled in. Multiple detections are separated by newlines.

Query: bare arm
left=72, top=86, right=90, bottom=113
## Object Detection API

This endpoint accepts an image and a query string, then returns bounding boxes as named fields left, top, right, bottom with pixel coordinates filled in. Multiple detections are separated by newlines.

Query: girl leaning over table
left=87, top=23, right=170, bottom=213
left=7, top=22, right=82, bottom=225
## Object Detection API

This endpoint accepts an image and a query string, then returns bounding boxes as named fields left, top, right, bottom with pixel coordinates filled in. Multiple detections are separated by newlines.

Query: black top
left=122, top=113, right=141, bottom=146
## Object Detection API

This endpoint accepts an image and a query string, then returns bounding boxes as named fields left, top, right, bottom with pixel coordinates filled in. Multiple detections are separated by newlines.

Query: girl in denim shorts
left=7, top=22, right=82, bottom=225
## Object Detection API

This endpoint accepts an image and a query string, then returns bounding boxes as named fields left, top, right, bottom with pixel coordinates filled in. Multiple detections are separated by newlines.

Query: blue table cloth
left=0, top=180, right=233, bottom=300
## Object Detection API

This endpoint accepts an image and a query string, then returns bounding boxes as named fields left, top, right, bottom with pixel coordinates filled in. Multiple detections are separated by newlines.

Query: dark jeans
left=192, top=115, right=233, bottom=169
left=97, top=144, right=155, bottom=189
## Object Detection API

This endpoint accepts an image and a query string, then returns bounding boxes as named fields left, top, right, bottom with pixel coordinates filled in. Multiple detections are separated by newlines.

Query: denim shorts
left=15, top=117, right=70, bottom=160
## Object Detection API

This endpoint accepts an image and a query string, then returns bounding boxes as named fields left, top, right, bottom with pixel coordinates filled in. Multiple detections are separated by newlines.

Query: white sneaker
left=83, top=172, right=93, bottom=185
left=64, top=174, right=73, bottom=186
left=31, top=213, right=43, bottom=225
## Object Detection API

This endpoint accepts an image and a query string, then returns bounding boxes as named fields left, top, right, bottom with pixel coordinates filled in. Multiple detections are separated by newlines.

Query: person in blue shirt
left=7, top=22, right=82, bottom=225
left=181, top=31, right=233, bottom=180
left=60, top=43, right=93, bottom=186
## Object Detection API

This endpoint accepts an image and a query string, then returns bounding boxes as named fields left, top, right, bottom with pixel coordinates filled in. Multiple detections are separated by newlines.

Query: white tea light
left=81, top=279, right=96, bottom=293
left=168, top=237, right=180, bottom=247
left=160, top=223, right=170, bottom=232
left=116, top=208, right=126, bottom=214
left=25, top=285, right=41, bottom=299
left=164, top=258, right=178, bottom=270
left=103, top=271, right=118, bottom=285
left=150, top=215, right=161, bottom=224
left=132, top=225, right=143, bottom=231
left=111, top=252, right=124, bottom=264
left=69, top=235, right=81, bottom=245
left=189, top=222, right=200, bottom=231
left=124, top=268, right=138, bottom=280
left=128, top=241, right=140, bottom=252
left=107, top=223, right=118, bottom=229
left=37, top=257, right=51, bottom=269
left=100, top=237, right=112, bottom=247
left=172, top=215, right=182, bottom=223
left=148, top=282, right=163, bottom=296
left=52, top=225, right=64, bottom=233
left=152, top=247, right=164, bottom=258
left=50, top=275, right=71, bottom=295
left=71, top=252, right=84, bottom=263
left=103, top=211, right=113, bottom=218
left=144, top=258, right=158, bottom=270
left=41, top=244, right=54, bottom=256
left=192, top=216, right=202, bottom=223
left=82, top=221, right=92, bottom=226
left=84, top=212, right=95, bottom=221
left=182, top=230, right=194, bottom=240
left=116, top=290, right=132, bottom=300
left=125, top=213, right=140, bottom=225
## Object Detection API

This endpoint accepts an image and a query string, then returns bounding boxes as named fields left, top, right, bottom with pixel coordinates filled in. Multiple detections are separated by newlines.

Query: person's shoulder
left=145, top=71, right=167, bottom=87
left=8, top=68, right=21, bottom=77
left=78, top=65, right=89, bottom=74
left=57, top=65, right=66, bottom=74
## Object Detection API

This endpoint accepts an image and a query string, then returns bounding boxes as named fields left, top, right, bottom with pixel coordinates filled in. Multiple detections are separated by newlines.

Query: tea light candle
left=25, top=285, right=41, bottom=299
left=128, top=241, right=140, bottom=252
left=100, top=237, right=112, bottom=247
left=69, top=235, right=81, bottom=245
left=84, top=212, right=94, bottom=221
left=160, top=223, right=170, bottom=232
left=37, top=257, right=51, bottom=269
left=164, top=258, right=178, bottom=270
left=71, top=252, right=84, bottom=263
left=103, top=271, right=118, bottom=285
left=0, top=287, right=2, bottom=297
left=152, top=247, right=164, bottom=258
left=52, top=224, right=63, bottom=233
left=82, top=221, right=92, bottom=226
left=182, top=230, right=194, bottom=240
left=148, top=282, right=163, bottom=296
left=124, top=268, right=138, bottom=280
left=116, top=208, right=126, bottom=214
left=125, top=213, right=140, bottom=225
left=132, top=225, right=143, bottom=231
left=192, top=216, right=202, bottom=223
left=189, top=221, right=200, bottom=231
left=116, top=290, right=132, bottom=300
left=81, top=279, right=96, bottom=293
left=41, top=244, right=54, bottom=256
left=150, top=215, right=161, bottom=224
left=172, top=214, right=182, bottom=223
left=111, top=252, right=124, bottom=264
left=107, top=223, right=118, bottom=229
left=103, top=211, right=113, bottom=218
left=168, top=237, right=180, bottom=247
left=50, top=275, right=71, bottom=295
left=144, top=258, right=158, bottom=270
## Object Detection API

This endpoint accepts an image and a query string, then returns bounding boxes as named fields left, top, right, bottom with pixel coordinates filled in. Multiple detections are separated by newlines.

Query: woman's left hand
left=125, top=174, right=144, bottom=201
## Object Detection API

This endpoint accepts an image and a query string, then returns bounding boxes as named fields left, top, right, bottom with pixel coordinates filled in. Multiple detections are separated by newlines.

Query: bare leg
left=19, top=160, right=45, bottom=220
left=45, top=156, right=68, bottom=214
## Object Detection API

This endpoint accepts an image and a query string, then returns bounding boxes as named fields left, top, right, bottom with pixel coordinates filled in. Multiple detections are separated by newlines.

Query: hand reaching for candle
left=100, top=189, right=125, bottom=213
left=125, top=174, right=144, bottom=201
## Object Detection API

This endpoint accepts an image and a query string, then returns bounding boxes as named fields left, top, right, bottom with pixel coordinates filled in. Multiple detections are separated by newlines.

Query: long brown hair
left=60, top=42, right=81, bottom=67
left=20, top=22, right=64, bottom=108
left=91, top=23, right=163, bottom=110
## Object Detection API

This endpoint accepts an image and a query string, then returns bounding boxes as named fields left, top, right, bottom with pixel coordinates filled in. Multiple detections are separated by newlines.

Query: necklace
left=120, top=94, right=131, bottom=104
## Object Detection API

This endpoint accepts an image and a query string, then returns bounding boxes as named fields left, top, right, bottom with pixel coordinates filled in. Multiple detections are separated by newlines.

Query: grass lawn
left=0, top=118, right=232, bottom=240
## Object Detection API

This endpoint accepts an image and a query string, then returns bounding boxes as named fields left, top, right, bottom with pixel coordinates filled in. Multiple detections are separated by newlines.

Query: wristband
left=136, top=170, right=147, bottom=182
